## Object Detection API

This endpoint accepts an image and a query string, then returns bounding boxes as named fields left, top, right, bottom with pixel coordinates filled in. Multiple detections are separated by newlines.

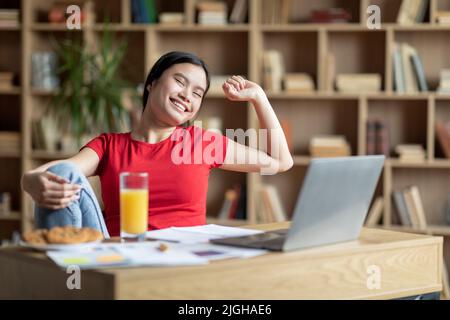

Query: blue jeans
left=34, top=162, right=110, bottom=239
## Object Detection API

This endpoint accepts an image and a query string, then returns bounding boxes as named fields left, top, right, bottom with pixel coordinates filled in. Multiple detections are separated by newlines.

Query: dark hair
left=142, top=51, right=210, bottom=110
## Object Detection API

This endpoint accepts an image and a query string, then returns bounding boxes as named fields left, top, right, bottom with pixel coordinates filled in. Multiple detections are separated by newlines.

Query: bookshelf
left=0, top=0, right=450, bottom=272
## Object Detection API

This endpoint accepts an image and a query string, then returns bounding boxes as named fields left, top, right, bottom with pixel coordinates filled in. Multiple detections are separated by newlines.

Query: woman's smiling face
left=146, top=63, right=207, bottom=126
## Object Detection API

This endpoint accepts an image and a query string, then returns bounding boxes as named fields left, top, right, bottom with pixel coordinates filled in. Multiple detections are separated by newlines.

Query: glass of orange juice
left=120, top=172, right=148, bottom=241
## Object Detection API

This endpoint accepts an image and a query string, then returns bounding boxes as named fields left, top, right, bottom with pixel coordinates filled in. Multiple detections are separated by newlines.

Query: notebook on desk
left=211, top=155, right=385, bottom=252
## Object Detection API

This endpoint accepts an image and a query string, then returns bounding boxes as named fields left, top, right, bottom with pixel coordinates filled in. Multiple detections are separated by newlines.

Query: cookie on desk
left=46, top=226, right=89, bottom=244
left=22, top=229, right=48, bottom=245
left=83, top=227, right=104, bottom=242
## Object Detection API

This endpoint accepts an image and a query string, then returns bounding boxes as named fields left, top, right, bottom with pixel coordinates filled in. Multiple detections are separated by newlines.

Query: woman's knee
left=47, top=162, right=83, bottom=181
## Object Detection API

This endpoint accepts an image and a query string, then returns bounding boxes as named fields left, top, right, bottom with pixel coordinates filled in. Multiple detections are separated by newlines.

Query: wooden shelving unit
left=1, top=0, right=450, bottom=272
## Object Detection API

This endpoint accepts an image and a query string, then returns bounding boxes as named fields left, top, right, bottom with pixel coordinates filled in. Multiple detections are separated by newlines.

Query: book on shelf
left=436, top=121, right=450, bottom=159
left=283, top=73, right=315, bottom=93
left=31, top=117, right=60, bottom=152
left=0, top=131, right=20, bottom=153
left=262, top=50, right=285, bottom=93
left=393, top=42, right=428, bottom=93
left=365, top=197, right=384, bottom=227
left=209, top=75, right=232, bottom=94
left=436, top=11, right=450, bottom=25
left=258, top=184, right=287, bottom=223
left=0, top=9, right=19, bottom=27
left=31, top=52, right=60, bottom=91
left=229, top=0, right=248, bottom=24
left=218, top=184, right=246, bottom=221
left=397, top=0, right=428, bottom=25
left=309, top=135, right=351, bottom=158
left=394, top=185, right=427, bottom=230
left=131, top=0, right=158, bottom=24
left=158, top=12, right=184, bottom=25
left=336, top=73, right=381, bottom=93
left=262, top=0, right=292, bottom=24
left=367, top=119, right=390, bottom=157
left=437, top=69, right=450, bottom=94
left=324, top=53, right=335, bottom=92
left=310, top=8, right=352, bottom=23
left=0, top=71, right=15, bottom=90
left=280, top=119, right=293, bottom=154
left=392, top=191, right=412, bottom=226
left=0, top=192, right=12, bottom=217
left=201, top=116, right=223, bottom=134
left=405, top=185, right=427, bottom=230
left=395, top=144, right=426, bottom=163
left=197, top=1, right=228, bottom=25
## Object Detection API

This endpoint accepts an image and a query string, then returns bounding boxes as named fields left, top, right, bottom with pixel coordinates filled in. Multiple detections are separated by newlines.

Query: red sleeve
left=80, top=133, right=110, bottom=176
left=201, top=129, right=228, bottom=169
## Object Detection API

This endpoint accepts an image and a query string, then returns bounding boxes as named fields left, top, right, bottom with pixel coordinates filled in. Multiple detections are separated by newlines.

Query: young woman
left=21, top=51, right=293, bottom=238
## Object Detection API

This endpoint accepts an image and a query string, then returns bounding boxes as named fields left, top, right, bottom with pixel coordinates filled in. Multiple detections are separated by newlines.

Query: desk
left=0, top=222, right=443, bottom=299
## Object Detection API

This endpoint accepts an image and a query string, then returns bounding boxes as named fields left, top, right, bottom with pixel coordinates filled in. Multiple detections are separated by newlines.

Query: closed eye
left=193, top=92, right=202, bottom=98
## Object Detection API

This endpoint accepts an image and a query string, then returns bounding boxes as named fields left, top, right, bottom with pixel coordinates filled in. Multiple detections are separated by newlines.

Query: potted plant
left=47, top=27, right=135, bottom=150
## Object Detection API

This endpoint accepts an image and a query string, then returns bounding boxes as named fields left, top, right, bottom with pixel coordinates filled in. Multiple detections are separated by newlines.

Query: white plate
left=19, top=240, right=102, bottom=252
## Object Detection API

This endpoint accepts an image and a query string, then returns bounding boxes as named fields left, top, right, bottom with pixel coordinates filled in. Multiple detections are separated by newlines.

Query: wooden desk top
left=0, top=222, right=443, bottom=299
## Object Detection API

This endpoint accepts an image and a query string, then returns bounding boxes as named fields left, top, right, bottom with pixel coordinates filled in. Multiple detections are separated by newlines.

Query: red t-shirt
left=82, top=126, right=228, bottom=236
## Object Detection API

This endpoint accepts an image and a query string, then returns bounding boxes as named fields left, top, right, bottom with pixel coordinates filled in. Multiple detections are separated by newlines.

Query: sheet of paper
left=47, top=242, right=208, bottom=269
left=177, top=243, right=268, bottom=261
left=146, top=224, right=263, bottom=244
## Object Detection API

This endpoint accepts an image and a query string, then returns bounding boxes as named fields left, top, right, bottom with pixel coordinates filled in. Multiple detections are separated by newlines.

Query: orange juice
left=120, top=189, right=148, bottom=235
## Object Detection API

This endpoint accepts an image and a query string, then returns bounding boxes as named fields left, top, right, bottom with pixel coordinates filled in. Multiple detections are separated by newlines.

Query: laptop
left=211, top=155, right=385, bottom=251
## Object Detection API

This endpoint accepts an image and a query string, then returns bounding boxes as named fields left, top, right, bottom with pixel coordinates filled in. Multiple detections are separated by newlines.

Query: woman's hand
left=222, top=75, right=265, bottom=103
left=22, top=171, right=82, bottom=210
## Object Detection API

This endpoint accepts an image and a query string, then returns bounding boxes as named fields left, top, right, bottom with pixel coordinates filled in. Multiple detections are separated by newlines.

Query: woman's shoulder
left=87, top=131, right=131, bottom=145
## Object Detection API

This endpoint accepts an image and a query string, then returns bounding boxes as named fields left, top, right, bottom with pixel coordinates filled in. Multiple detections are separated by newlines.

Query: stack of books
left=158, top=12, right=184, bottom=25
left=0, top=131, right=20, bottom=153
left=437, top=69, right=450, bottom=94
left=218, top=184, right=246, bottom=221
left=258, top=184, right=287, bottom=223
left=309, top=135, right=351, bottom=158
left=392, top=185, right=427, bottom=230
left=395, top=144, right=426, bottom=163
left=435, top=121, right=450, bottom=159
left=392, top=43, right=428, bottom=94
left=131, top=0, right=158, bottom=23
left=310, top=8, right=351, bottom=23
left=366, top=119, right=390, bottom=157
left=0, top=72, right=14, bottom=90
left=262, top=50, right=285, bottom=93
left=397, top=0, right=428, bottom=25
left=283, top=73, right=315, bottom=93
left=197, top=1, right=228, bottom=25
left=436, top=11, right=450, bottom=25
left=31, top=52, right=60, bottom=91
left=336, top=74, right=381, bottom=93
left=209, top=75, right=232, bottom=94
left=0, top=9, right=19, bottom=27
